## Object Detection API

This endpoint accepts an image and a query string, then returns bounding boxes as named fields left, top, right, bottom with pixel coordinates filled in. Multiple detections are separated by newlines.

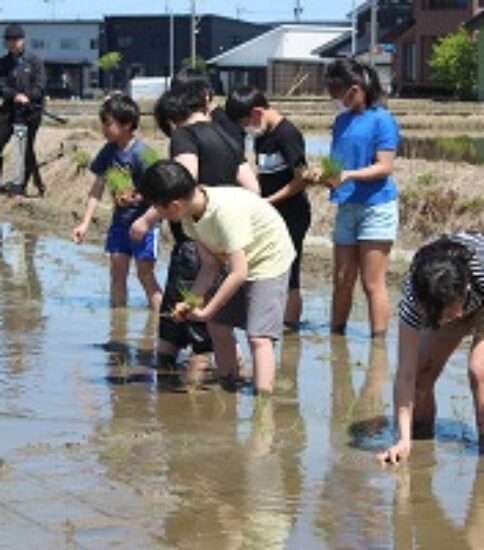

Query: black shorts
left=284, top=212, right=311, bottom=290
left=159, top=240, right=213, bottom=354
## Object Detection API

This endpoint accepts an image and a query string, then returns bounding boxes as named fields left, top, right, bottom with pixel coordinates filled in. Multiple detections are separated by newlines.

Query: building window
left=117, top=36, right=133, bottom=48
left=421, top=0, right=468, bottom=9
left=403, top=41, right=416, bottom=81
left=60, top=38, right=80, bottom=50
left=90, top=38, right=98, bottom=50
left=30, top=38, right=45, bottom=50
left=421, top=36, right=437, bottom=81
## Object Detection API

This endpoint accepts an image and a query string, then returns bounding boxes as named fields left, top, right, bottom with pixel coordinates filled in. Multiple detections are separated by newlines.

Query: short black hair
left=139, top=160, right=196, bottom=206
left=225, top=86, right=269, bottom=122
left=4, top=24, right=25, bottom=39
left=154, top=87, right=207, bottom=136
left=325, top=58, right=383, bottom=108
left=171, top=67, right=213, bottom=99
left=411, top=237, right=473, bottom=328
left=99, top=94, right=140, bottom=130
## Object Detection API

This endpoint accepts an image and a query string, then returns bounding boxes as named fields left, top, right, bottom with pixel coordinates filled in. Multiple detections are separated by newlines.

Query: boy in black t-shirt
left=226, top=86, right=311, bottom=328
left=130, top=86, right=259, bottom=372
left=171, top=67, right=245, bottom=152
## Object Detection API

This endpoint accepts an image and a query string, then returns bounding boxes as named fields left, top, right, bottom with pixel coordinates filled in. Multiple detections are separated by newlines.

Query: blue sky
left=1, top=1, right=355, bottom=22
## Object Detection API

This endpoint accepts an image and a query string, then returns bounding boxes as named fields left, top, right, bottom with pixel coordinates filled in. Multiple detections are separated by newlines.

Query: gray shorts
left=212, top=270, right=290, bottom=340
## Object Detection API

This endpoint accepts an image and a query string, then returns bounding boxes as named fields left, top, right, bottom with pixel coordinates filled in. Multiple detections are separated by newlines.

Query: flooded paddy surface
left=0, top=224, right=482, bottom=549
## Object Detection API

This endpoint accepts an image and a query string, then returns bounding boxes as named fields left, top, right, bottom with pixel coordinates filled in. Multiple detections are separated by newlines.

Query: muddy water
left=0, top=224, right=481, bottom=549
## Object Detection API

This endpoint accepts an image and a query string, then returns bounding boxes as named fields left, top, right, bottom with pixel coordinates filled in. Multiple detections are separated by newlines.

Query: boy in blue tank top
left=72, top=94, right=162, bottom=311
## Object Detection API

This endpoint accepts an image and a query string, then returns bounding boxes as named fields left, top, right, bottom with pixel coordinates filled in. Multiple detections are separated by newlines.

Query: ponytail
left=325, top=58, right=383, bottom=108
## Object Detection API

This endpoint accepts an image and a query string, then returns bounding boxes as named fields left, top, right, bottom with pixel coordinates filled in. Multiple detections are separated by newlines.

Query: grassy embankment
left=2, top=98, right=484, bottom=279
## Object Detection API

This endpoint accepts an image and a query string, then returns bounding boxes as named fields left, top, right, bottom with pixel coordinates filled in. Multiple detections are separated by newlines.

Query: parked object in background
left=129, top=77, right=170, bottom=102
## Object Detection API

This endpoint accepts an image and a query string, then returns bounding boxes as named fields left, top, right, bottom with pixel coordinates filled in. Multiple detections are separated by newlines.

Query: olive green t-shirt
left=182, top=186, right=295, bottom=281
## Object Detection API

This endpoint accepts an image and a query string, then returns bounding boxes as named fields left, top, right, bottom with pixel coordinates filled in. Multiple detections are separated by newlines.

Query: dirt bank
left=2, top=125, right=484, bottom=284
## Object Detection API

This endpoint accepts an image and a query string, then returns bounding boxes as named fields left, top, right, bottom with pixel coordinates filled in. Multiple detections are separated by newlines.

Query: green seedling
left=159, top=286, right=205, bottom=344
left=72, top=147, right=91, bottom=174
left=105, top=165, right=134, bottom=196
left=321, top=155, right=343, bottom=180
left=178, top=286, right=202, bottom=309
left=140, top=146, right=162, bottom=167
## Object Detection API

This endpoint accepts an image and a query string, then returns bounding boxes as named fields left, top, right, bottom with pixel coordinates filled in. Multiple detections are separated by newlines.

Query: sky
left=0, top=1, right=355, bottom=23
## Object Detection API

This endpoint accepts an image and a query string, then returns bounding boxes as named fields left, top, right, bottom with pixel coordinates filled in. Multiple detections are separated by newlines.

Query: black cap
left=4, top=24, right=25, bottom=39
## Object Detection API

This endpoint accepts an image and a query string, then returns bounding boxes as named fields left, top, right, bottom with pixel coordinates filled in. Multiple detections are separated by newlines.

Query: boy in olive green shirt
left=136, top=159, right=295, bottom=394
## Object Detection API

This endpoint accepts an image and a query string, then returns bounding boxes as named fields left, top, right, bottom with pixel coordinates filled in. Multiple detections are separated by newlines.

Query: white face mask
left=332, top=98, right=349, bottom=113
left=246, top=124, right=266, bottom=138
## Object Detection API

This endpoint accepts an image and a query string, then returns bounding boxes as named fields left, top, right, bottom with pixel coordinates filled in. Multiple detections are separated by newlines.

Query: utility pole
left=169, top=9, right=175, bottom=80
left=369, top=0, right=378, bottom=67
left=294, top=0, right=303, bottom=22
left=165, top=2, right=175, bottom=81
left=191, top=0, right=196, bottom=68
left=351, top=0, right=357, bottom=56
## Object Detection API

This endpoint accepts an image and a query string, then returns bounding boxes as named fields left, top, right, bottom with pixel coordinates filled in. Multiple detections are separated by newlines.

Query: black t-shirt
left=169, top=120, right=245, bottom=243
left=255, top=118, right=310, bottom=221
left=210, top=106, right=246, bottom=152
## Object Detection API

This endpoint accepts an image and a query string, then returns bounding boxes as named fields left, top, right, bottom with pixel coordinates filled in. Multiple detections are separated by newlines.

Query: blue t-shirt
left=90, top=139, right=153, bottom=226
left=330, top=105, right=400, bottom=205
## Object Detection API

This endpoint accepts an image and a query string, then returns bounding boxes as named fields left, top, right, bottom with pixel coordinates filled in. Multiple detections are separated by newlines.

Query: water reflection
left=303, top=133, right=484, bottom=166
left=1, top=228, right=483, bottom=547
left=0, top=225, right=45, bottom=371
left=102, top=309, right=157, bottom=385
left=399, top=135, right=484, bottom=165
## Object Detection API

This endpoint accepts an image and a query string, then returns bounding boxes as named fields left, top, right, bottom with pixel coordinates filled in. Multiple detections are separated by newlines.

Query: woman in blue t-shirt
left=324, top=59, right=400, bottom=338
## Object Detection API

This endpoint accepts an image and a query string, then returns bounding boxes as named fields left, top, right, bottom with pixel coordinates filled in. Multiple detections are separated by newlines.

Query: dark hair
left=99, top=94, right=140, bottom=130
left=325, top=58, right=383, bottom=108
left=4, top=24, right=25, bottom=39
left=154, top=87, right=207, bottom=136
left=410, top=237, right=473, bottom=328
left=138, top=160, right=196, bottom=206
left=171, top=67, right=213, bottom=99
left=225, top=85, right=269, bottom=122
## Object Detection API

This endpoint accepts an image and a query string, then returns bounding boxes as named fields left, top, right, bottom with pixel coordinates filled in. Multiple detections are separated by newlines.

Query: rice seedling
left=140, top=146, right=162, bottom=167
left=105, top=165, right=134, bottom=196
left=71, top=147, right=91, bottom=174
left=320, top=155, right=343, bottom=181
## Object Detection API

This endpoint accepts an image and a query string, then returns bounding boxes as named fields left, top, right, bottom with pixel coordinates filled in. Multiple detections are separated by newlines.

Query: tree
left=180, top=55, right=208, bottom=72
left=97, top=51, right=122, bottom=89
left=429, top=29, right=477, bottom=100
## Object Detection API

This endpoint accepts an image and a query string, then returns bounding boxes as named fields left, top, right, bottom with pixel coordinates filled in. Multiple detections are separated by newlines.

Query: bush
left=429, top=29, right=477, bottom=100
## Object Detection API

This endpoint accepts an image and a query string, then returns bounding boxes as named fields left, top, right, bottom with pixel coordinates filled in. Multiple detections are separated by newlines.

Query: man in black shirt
left=0, top=24, right=46, bottom=197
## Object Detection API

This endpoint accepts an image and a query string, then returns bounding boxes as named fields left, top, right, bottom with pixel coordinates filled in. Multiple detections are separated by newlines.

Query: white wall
left=209, top=25, right=349, bottom=67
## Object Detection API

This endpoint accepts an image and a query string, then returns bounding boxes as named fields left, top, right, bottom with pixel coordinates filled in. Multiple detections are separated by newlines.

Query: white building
left=207, top=23, right=350, bottom=95
left=0, top=20, right=101, bottom=98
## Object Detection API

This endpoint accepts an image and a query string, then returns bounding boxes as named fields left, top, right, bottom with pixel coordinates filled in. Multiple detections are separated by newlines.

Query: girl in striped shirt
left=378, top=232, right=484, bottom=464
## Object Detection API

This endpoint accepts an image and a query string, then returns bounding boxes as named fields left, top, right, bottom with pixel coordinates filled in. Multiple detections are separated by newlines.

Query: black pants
left=0, top=111, right=43, bottom=192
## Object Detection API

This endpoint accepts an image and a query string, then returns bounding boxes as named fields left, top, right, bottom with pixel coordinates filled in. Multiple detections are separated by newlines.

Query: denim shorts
left=333, top=200, right=398, bottom=245
left=105, top=224, right=159, bottom=260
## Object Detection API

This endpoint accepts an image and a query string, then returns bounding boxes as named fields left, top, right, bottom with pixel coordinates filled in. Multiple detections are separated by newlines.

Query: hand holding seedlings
left=161, top=288, right=205, bottom=323
left=320, top=155, right=344, bottom=189
left=105, top=166, right=136, bottom=205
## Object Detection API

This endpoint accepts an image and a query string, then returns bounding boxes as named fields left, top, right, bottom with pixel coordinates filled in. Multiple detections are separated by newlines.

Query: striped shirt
left=399, top=232, right=484, bottom=329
